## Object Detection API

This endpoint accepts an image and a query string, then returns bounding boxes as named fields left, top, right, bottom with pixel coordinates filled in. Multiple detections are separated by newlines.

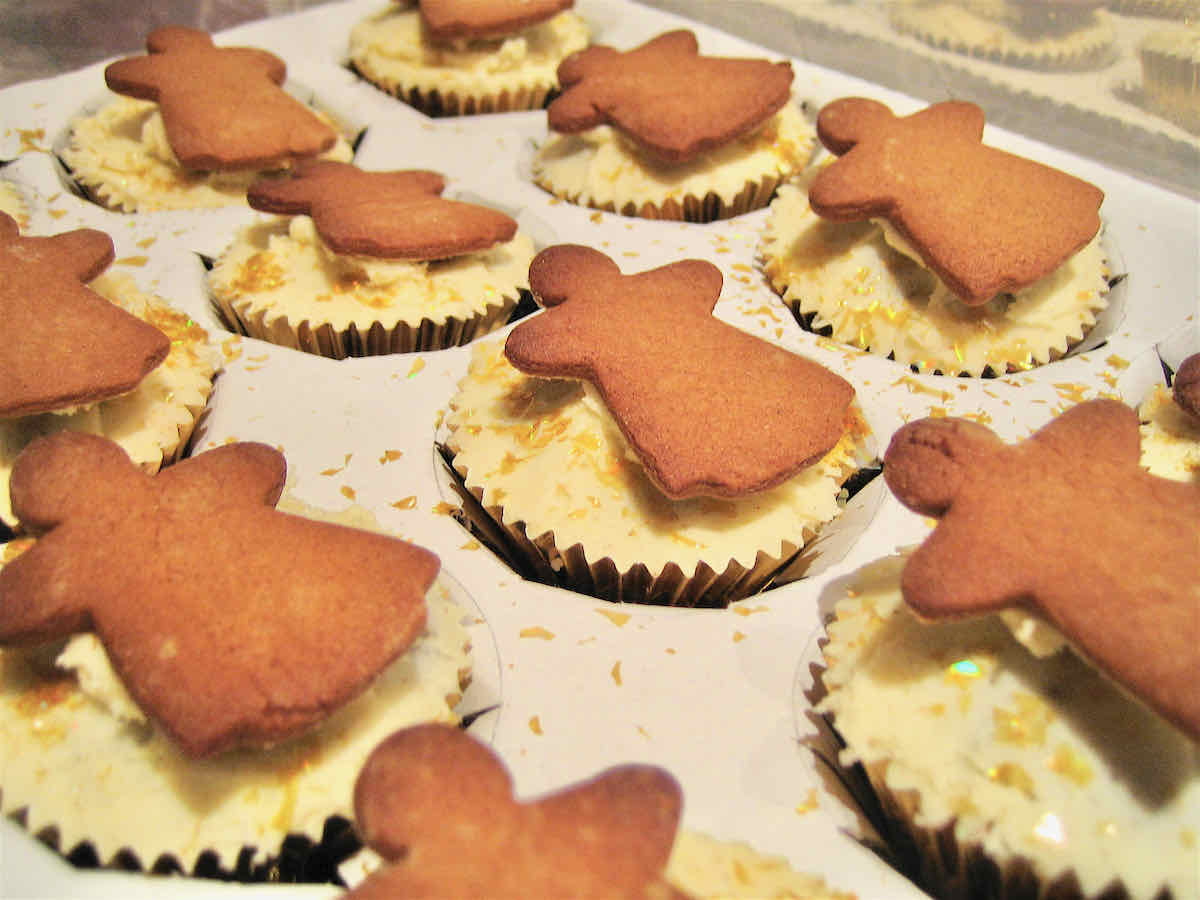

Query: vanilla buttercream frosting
left=209, top=215, right=534, bottom=355
left=664, top=830, right=855, bottom=899
left=1139, top=383, right=1200, bottom=483
left=0, top=496, right=471, bottom=872
left=0, top=180, right=27, bottom=226
left=533, top=101, right=814, bottom=222
left=348, top=3, right=589, bottom=114
left=760, top=179, right=1109, bottom=376
left=61, top=96, right=355, bottom=212
left=0, top=271, right=220, bottom=526
left=444, top=338, right=868, bottom=581
left=818, top=553, right=1199, bottom=900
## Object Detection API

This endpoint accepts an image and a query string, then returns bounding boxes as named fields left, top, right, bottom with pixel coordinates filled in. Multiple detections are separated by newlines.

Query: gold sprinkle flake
left=320, top=466, right=344, bottom=477
left=1105, top=354, right=1130, bottom=370
left=1046, top=744, right=1093, bottom=786
left=407, top=358, right=426, bottom=378
left=433, top=501, right=457, bottom=516
left=529, top=716, right=543, bottom=735
left=732, top=631, right=746, bottom=643
left=340, top=485, right=357, bottom=501
left=379, top=449, right=403, bottom=464
left=115, top=255, right=149, bottom=267
left=589, top=211, right=604, bottom=223
left=611, top=661, right=622, bottom=686
left=732, top=604, right=768, bottom=617
left=221, top=337, right=243, bottom=362
left=519, top=626, right=555, bottom=640
left=137, top=237, right=157, bottom=249
left=986, top=762, right=1035, bottom=798
left=460, top=539, right=480, bottom=550
left=17, top=127, right=47, bottom=153
left=48, top=209, right=67, bottom=220
left=596, top=609, right=631, bottom=627
left=391, top=496, right=418, bottom=510
left=794, top=789, right=819, bottom=815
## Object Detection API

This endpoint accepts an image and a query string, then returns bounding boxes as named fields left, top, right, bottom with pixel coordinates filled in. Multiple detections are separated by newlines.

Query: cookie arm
left=883, top=417, right=1003, bottom=516
left=0, top=530, right=94, bottom=646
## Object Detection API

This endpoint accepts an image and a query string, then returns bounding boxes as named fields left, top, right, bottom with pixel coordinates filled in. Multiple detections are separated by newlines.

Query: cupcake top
left=0, top=213, right=168, bottom=419
left=0, top=432, right=440, bottom=758
left=1138, top=352, right=1200, bottom=483
left=809, top=98, right=1104, bottom=307
left=546, top=30, right=794, bottom=165
left=1139, top=21, right=1200, bottom=61
left=882, top=399, right=1200, bottom=740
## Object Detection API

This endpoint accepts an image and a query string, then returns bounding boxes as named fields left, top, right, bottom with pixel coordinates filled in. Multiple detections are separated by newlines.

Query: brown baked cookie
left=547, top=30, right=793, bottom=163
left=505, top=244, right=855, bottom=499
left=349, top=723, right=689, bottom=899
left=247, top=160, right=518, bottom=260
left=809, top=97, right=1104, bottom=306
left=420, top=0, right=574, bottom=41
left=0, top=213, right=169, bottom=419
left=1172, top=352, right=1200, bottom=418
left=883, top=399, right=1200, bottom=740
left=104, top=26, right=336, bottom=172
left=0, top=432, right=438, bottom=758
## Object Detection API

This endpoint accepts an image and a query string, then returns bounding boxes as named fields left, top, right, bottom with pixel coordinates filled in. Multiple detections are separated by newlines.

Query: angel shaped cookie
left=105, top=26, right=336, bottom=171
left=883, top=399, right=1200, bottom=739
left=419, top=0, right=575, bottom=41
left=349, top=723, right=688, bottom=898
left=0, top=432, right=438, bottom=757
left=0, top=213, right=168, bottom=419
left=548, top=29, right=793, bottom=163
left=247, top=160, right=517, bottom=260
left=506, top=244, right=854, bottom=499
left=809, top=98, right=1104, bottom=305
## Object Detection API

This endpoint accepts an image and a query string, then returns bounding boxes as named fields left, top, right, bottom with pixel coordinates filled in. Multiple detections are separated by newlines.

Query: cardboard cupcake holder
left=0, top=0, right=1195, bottom=896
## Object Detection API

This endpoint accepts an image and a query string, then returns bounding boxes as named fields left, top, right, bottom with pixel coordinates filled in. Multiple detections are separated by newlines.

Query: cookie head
left=247, top=161, right=518, bottom=260
left=547, top=30, right=793, bottom=163
left=0, top=432, right=439, bottom=757
left=419, top=0, right=574, bottom=41
left=104, top=26, right=337, bottom=171
left=349, top=723, right=687, bottom=898
left=0, top=213, right=169, bottom=419
left=809, top=97, right=1104, bottom=305
left=883, top=399, right=1200, bottom=740
left=505, top=244, right=855, bottom=499
left=1173, top=352, right=1200, bottom=419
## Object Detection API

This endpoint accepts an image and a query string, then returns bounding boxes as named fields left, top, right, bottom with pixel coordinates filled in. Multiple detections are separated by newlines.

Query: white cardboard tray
left=0, top=1, right=1196, bottom=897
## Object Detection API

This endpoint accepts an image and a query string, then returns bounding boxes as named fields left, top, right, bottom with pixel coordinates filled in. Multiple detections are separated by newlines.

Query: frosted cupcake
left=209, top=161, right=535, bottom=357
left=0, top=434, right=472, bottom=876
left=346, top=722, right=855, bottom=898
left=444, top=245, right=868, bottom=606
left=0, top=214, right=219, bottom=529
left=348, top=0, right=590, bottom=115
left=532, top=30, right=814, bottom=223
left=60, top=26, right=355, bottom=213
left=1139, top=352, right=1200, bottom=482
left=817, top=401, right=1200, bottom=900
left=761, top=98, right=1109, bottom=376
left=1137, top=24, right=1200, bottom=134
left=888, top=0, right=1117, bottom=69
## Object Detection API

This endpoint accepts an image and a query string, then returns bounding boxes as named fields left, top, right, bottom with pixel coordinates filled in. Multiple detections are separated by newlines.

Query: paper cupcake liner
left=538, top=173, right=784, bottom=224
left=888, top=5, right=1118, bottom=71
left=213, top=291, right=521, bottom=358
left=350, top=66, right=556, bottom=117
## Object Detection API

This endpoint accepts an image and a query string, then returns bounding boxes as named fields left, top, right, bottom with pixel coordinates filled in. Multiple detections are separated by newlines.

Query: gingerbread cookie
left=350, top=723, right=687, bottom=898
left=547, top=30, right=794, bottom=163
left=0, top=213, right=169, bottom=419
left=505, top=244, right=854, bottom=499
left=104, top=26, right=336, bottom=171
left=1173, top=352, right=1200, bottom=418
left=247, top=160, right=518, bottom=260
left=420, top=0, right=574, bottom=41
left=0, top=432, right=439, bottom=757
left=809, top=98, right=1104, bottom=305
left=883, top=399, right=1200, bottom=739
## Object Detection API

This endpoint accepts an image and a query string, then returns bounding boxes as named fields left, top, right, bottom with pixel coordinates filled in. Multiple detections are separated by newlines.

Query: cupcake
left=760, top=97, right=1110, bottom=376
left=346, top=722, right=854, bottom=899
left=0, top=213, right=219, bottom=529
left=888, top=0, right=1117, bottom=69
left=348, top=0, right=590, bottom=116
left=1137, top=24, right=1200, bottom=134
left=816, top=401, right=1200, bottom=900
left=208, top=161, right=536, bottom=357
left=60, top=26, right=355, bottom=213
left=443, top=245, right=869, bottom=607
left=0, top=433, right=472, bottom=877
left=531, top=30, right=815, bottom=223
left=1138, top=351, right=1200, bottom=482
